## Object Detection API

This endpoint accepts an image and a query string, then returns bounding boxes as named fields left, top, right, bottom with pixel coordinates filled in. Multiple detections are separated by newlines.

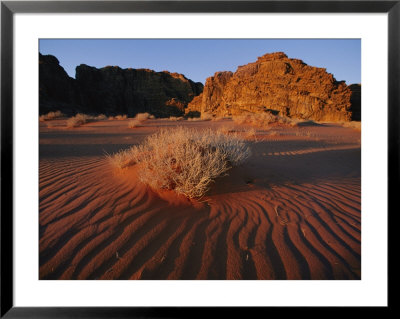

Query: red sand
left=39, top=119, right=361, bottom=280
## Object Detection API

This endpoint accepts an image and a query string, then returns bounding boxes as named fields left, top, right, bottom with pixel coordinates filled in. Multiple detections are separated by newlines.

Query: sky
left=39, top=39, right=361, bottom=85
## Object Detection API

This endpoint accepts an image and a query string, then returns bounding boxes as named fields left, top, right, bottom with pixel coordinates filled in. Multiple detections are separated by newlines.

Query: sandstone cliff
left=187, top=52, right=354, bottom=122
left=75, top=65, right=203, bottom=117
left=39, top=53, right=203, bottom=117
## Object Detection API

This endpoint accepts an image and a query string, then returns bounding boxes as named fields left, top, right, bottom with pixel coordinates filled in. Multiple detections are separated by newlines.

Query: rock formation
left=39, top=54, right=81, bottom=114
left=75, top=65, right=203, bottom=117
left=39, top=53, right=203, bottom=117
left=187, top=52, right=355, bottom=122
left=348, top=84, right=361, bottom=121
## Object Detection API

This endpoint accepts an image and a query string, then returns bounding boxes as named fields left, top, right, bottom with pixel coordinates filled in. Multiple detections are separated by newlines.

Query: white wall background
left=14, top=12, right=388, bottom=307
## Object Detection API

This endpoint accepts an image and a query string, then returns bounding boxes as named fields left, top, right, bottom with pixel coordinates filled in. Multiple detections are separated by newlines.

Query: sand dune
left=39, top=119, right=361, bottom=280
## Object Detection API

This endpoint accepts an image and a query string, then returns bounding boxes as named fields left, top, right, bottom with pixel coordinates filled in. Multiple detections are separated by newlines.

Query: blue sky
left=39, top=39, right=361, bottom=84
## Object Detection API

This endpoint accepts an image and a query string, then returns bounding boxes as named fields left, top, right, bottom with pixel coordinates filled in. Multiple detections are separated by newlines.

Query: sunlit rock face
left=187, top=52, right=354, bottom=122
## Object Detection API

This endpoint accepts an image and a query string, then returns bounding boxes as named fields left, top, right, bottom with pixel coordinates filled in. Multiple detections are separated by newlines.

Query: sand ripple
left=39, top=148, right=360, bottom=280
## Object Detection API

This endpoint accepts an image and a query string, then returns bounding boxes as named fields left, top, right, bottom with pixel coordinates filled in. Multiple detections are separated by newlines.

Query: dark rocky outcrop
left=39, top=54, right=82, bottom=114
left=75, top=65, right=203, bottom=117
left=39, top=53, right=203, bottom=117
left=187, top=52, right=357, bottom=122
left=349, top=84, right=361, bottom=121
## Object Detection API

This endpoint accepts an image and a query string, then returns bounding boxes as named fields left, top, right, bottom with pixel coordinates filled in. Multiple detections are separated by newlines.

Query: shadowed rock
left=39, top=53, right=203, bottom=117
left=349, top=84, right=361, bottom=121
left=39, top=54, right=82, bottom=114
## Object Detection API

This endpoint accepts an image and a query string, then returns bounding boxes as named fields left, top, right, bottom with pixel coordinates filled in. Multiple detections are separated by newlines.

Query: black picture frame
left=1, top=1, right=396, bottom=317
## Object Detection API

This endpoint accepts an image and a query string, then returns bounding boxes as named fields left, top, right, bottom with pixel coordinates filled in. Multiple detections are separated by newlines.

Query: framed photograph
left=1, top=0, right=396, bottom=317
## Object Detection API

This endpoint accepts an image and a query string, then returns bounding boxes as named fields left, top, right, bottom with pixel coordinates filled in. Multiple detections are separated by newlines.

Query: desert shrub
left=66, top=113, right=94, bottom=128
left=187, top=113, right=214, bottom=122
left=128, top=119, right=142, bottom=128
left=169, top=116, right=183, bottom=121
left=108, top=114, right=127, bottom=120
left=109, top=127, right=251, bottom=198
left=341, top=121, right=361, bottom=131
left=66, top=113, right=114, bottom=127
left=232, top=112, right=301, bottom=128
left=135, top=113, right=151, bottom=121
left=107, top=147, right=140, bottom=169
left=39, top=110, right=65, bottom=121
left=114, top=114, right=128, bottom=120
left=128, top=113, right=154, bottom=128
left=233, top=112, right=276, bottom=126
left=187, top=117, right=203, bottom=122
left=212, top=116, right=231, bottom=121
left=218, top=125, right=256, bottom=140
left=94, top=114, right=107, bottom=121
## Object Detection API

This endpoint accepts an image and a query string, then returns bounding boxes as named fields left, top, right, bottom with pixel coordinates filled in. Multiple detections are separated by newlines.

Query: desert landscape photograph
left=39, top=39, right=361, bottom=280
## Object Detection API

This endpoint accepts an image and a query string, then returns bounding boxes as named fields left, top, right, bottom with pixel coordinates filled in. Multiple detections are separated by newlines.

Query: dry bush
left=233, top=112, right=302, bottom=128
left=108, top=114, right=127, bottom=120
left=341, top=121, right=361, bottom=131
left=114, top=114, right=128, bottom=120
left=66, top=113, right=93, bottom=128
left=233, top=112, right=278, bottom=127
left=109, top=127, right=251, bottom=198
left=128, top=119, right=142, bottom=128
left=218, top=125, right=257, bottom=140
left=135, top=113, right=151, bottom=121
left=39, top=110, right=65, bottom=121
left=94, top=114, right=107, bottom=121
left=66, top=113, right=112, bottom=127
left=187, top=112, right=213, bottom=122
left=128, top=112, right=153, bottom=128
left=187, top=117, right=203, bottom=122
left=212, top=116, right=231, bottom=121
left=169, top=116, right=184, bottom=121
left=107, top=147, right=139, bottom=169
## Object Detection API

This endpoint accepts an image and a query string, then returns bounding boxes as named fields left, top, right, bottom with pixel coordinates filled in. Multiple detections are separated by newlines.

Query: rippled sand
left=39, top=118, right=361, bottom=280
